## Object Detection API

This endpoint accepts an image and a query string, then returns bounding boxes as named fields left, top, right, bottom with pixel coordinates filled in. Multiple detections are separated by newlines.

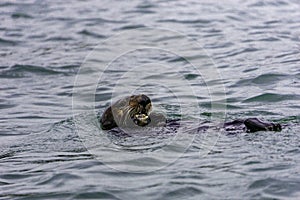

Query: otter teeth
left=135, top=114, right=148, bottom=120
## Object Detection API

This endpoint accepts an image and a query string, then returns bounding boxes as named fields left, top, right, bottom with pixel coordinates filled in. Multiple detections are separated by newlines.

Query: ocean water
left=1, top=0, right=300, bottom=199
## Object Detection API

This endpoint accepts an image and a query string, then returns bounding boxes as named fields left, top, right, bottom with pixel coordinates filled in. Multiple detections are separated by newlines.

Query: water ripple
left=243, top=93, right=300, bottom=103
left=0, top=64, right=79, bottom=78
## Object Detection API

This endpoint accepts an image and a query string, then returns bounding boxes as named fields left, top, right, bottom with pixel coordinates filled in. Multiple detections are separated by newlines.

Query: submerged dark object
left=100, top=94, right=282, bottom=133
left=244, top=118, right=282, bottom=132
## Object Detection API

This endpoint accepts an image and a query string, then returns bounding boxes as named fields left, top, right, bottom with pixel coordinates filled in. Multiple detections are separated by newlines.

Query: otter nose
left=138, top=94, right=151, bottom=107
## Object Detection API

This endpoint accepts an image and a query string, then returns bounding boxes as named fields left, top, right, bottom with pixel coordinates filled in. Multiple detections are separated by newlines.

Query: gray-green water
left=1, top=0, right=300, bottom=199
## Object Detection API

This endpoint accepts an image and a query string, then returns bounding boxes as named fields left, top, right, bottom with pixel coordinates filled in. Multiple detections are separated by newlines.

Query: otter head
left=128, top=94, right=152, bottom=127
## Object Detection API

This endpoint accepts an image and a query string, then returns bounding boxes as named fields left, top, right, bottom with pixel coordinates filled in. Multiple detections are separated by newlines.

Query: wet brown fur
left=100, top=94, right=152, bottom=130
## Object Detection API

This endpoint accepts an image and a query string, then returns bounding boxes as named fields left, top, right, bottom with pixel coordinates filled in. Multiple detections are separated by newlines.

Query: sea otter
left=100, top=94, right=282, bottom=133
left=100, top=94, right=153, bottom=130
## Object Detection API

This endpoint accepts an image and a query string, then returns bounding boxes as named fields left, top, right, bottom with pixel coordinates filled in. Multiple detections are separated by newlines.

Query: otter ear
left=129, top=96, right=138, bottom=107
left=129, top=95, right=135, bottom=103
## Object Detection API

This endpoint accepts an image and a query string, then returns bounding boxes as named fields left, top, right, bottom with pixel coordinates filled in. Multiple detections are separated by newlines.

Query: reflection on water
left=0, top=0, right=300, bottom=199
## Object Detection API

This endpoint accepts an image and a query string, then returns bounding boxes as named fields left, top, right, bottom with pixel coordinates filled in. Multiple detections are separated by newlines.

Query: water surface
left=1, top=0, right=300, bottom=199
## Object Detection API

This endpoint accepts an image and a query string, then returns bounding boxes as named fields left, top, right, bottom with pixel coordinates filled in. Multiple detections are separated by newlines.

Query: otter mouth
left=132, top=113, right=151, bottom=127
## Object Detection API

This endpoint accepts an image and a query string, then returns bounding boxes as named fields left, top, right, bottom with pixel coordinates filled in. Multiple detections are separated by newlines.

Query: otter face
left=128, top=94, right=152, bottom=127
left=100, top=94, right=153, bottom=130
